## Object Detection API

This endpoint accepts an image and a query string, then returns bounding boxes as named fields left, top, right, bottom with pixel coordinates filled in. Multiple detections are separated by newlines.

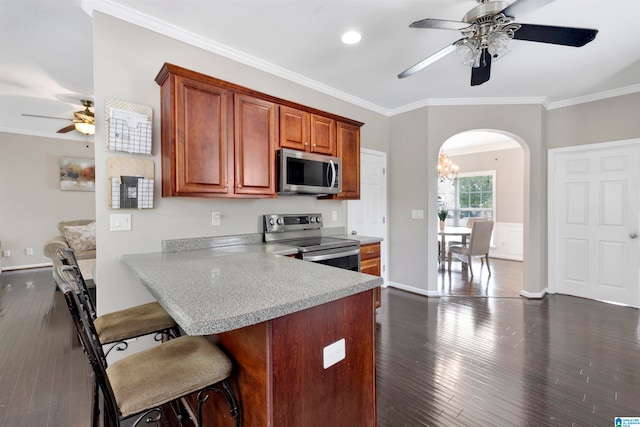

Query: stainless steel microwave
left=277, top=148, right=341, bottom=195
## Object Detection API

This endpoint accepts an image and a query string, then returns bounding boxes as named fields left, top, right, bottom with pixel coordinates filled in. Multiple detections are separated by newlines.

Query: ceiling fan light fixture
left=456, top=39, right=482, bottom=67
left=74, top=122, right=95, bottom=135
left=487, top=31, right=512, bottom=59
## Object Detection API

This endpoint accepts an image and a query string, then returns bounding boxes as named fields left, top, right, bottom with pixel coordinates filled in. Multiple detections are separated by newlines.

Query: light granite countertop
left=121, top=247, right=382, bottom=336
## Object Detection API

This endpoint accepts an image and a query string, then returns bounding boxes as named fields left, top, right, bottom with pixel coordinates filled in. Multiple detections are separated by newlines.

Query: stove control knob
left=277, top=218, right=284, bottom=225
left=268, top=218, right=276, bottom=226
left=309, top=217, right=316, bottom=223
left=315, top=216, right=322, bottom=223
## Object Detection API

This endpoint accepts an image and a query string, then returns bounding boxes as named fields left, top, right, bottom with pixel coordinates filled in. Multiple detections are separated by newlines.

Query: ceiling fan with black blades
left=398, top=0, right=598, bottom=86
left=22, top=99, right=95, bottom=135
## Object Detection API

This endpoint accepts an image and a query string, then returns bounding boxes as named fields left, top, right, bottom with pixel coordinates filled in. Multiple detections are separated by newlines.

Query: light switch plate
left=110, top=214, right=132, bottom=231
left=323, top=338, right=346, bottom=369
left=411, top=209, right=424, bottom=219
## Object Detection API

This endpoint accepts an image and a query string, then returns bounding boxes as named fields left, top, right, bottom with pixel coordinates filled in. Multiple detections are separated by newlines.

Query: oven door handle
left=303, top=247, right=361, bottom=262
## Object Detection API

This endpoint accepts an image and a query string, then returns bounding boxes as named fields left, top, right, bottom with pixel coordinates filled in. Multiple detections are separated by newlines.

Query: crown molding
left=546, top=84, right=640, bottom=110
left=81, top=0, right=640, bottom=118
left=81, top=0, right=388, bottom=116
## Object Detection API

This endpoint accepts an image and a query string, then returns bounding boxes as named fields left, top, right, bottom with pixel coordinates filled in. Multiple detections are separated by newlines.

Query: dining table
left=438, top=226, right=472, bottom=266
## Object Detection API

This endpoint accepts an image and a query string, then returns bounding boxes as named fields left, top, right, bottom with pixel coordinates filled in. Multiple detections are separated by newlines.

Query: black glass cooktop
left=282, top=236, right=359, bottom=252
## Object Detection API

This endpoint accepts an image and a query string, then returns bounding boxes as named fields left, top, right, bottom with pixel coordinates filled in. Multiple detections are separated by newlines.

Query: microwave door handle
left=329, top=160, right=336, bottom=188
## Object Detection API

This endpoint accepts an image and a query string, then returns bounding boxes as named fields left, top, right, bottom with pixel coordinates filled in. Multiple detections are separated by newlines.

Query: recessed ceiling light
left=341, top=31, right=361, bottom=45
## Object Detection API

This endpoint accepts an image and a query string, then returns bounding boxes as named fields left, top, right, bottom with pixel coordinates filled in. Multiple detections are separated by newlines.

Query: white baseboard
left=1, top=262, right=53, bottom=272
left=520, top=288, right=548, bottom=299
left=387, top=281, right=440, bottom=297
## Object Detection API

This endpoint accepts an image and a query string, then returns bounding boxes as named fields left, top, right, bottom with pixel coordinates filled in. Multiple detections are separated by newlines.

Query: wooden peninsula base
left=199, top=290, right=376, bottom=426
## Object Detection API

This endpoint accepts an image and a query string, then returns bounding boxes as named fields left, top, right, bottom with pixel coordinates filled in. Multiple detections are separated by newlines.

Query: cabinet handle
left=304, top=142, right=309, bottom=146
left=237, top=184, right=242, bottom=189
left=365, top=251, right=375, bottom=254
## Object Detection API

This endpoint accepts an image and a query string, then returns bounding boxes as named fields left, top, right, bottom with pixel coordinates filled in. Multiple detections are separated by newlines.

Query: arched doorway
left=436, top=130, right=526, bottom=297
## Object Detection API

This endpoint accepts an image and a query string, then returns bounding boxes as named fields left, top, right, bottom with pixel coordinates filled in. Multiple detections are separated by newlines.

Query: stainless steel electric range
left=263, top=213, right=361, bottom=271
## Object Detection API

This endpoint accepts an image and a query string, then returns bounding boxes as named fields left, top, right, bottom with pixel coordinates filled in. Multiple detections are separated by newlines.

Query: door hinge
left=382, top=216, right=386, bottom=224
left=383, top=167, right=386, bottom=175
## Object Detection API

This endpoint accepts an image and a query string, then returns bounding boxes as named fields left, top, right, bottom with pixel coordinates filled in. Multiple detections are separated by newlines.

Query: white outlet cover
left=323, top=338, right=346, bottom=369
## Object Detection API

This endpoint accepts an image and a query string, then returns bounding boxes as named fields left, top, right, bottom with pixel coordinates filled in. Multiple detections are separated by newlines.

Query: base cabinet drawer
left=360, top=243, right=381, bottom=308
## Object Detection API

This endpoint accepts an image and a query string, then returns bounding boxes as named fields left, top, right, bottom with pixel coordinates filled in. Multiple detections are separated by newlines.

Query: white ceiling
left=1, top=0, right=639, bottom=141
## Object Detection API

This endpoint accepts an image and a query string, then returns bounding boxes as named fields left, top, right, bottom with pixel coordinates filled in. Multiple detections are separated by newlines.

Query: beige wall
left=547, top=92, right=640, bottom=148
left=388, top=104, right=546, bottom=296
left=0, top=132, right=95, bottom=269
left=450, top=147, right=524, bottom=224
left=92, top=12, right=389, bottom=359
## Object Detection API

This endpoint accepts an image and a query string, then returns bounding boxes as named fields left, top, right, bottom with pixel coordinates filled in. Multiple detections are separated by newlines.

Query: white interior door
left=348, top=149, right=388, bottom=285
left=549, top=140, right=640, bottom=307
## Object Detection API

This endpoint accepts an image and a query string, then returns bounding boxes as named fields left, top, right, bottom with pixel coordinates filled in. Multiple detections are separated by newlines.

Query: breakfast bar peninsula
left=122, top=246, right=381, bottom=426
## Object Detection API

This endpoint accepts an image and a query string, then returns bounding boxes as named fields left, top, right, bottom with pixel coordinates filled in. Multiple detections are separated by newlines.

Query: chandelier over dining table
left=438, top=153, right=459, bottom=182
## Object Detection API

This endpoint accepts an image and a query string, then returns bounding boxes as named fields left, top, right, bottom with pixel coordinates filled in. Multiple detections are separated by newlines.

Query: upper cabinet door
left=279, top=106, right=336, bottom=156
left=335, top=121, right=361, bottom=200
left=234, top=94, right=277, bottom=196
left=279, top=105, right=310, bottom=151
left=173, top=75, right=229, bottom=195
left=310, top=114, right=336, bottom=156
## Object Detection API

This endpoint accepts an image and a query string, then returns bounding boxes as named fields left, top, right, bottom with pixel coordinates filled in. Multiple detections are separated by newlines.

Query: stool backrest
left=57, top=247, right=97, bottom=319
left=54, top=264, right=119, bottom=421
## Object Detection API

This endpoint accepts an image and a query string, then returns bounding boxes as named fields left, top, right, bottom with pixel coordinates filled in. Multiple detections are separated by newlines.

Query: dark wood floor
left=2, top=266, right=639, bottom=426
left=0, top=268, right=92, bottom=427
left=437, top=257, right=524, bottom=298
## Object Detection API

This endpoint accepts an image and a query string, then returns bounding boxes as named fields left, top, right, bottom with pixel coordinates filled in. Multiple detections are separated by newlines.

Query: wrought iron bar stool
left=56, top=247, right=180, bottom=426
left=57, top=247, right=180, bottom=355
left=55, top=264, right=241, bottom=427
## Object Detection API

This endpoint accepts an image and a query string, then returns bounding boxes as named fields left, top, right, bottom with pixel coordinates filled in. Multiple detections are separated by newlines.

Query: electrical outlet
left=332, top=210, right=338, bottom=221
left=2, top=249, right=10, bottom=257
left=411, top=209, right=424, bottom=219
left=211, top=212, right=221, bottom=226
left=25, top=248, right=34, bottom=255
left=323, top=338, right=346, bottom=369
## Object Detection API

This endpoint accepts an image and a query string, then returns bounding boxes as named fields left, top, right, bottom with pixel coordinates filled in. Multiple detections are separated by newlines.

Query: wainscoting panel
left=490, top=222, right=523, bottom=261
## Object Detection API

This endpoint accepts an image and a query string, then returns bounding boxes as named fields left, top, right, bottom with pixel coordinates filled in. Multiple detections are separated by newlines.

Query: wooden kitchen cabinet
left=156, top=63, right=362, bottom=199
left=360, top=242, right=382, bottom=308
left=159, top=72, right=229, bottom=196
left=279, top=105, right=336, bottom=155
left=233, top=93, right=277, bottom=195
left=335, top=121, right=361, bottom=200
left=156, top=63, right=276, bottom=198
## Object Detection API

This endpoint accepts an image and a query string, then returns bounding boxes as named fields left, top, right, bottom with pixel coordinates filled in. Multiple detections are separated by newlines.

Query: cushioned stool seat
left=94, top=301, right=177, bottom=344
left=108, top=335, right=232, bottom=418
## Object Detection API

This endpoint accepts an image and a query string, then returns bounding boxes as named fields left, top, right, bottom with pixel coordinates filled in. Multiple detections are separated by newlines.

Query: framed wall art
left=60, top=157, right=95, bottom=192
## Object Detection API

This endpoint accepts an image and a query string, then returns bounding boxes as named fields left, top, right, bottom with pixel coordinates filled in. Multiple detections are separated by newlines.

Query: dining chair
left=447, top=220, right=494, bottom=276
left=55, top=264, right=241, bottom=427
left=448, top=217, right=487, bottom=247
